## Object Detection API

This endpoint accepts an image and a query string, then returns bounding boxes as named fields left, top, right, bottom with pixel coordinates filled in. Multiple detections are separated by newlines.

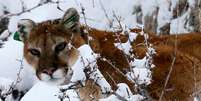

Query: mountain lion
left=17, top=8, right=201, bottom=101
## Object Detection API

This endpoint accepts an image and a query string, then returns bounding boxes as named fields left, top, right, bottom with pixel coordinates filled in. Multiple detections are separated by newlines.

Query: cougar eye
left=29, top=49, right=40, bottom=56
left=55, top=42, right=67, bottom=52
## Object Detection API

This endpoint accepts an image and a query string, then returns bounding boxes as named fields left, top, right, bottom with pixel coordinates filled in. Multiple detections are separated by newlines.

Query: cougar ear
left=17, top=19, right=35, bottom=41
left=62, top=8, right=80, bottom=32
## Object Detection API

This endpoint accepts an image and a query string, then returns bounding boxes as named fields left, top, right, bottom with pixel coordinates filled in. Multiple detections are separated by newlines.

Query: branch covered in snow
left=57, top=44, right=112, bottom=100
left=0, top=0, right=65, bottom=19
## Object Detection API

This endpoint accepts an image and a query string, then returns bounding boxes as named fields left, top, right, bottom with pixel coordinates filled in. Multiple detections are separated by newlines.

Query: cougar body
left=17, top=8, right=201, bottom=101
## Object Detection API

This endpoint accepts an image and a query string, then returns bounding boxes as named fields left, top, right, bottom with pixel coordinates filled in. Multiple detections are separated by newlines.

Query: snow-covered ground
left=0, top=34, right=37, bottom=90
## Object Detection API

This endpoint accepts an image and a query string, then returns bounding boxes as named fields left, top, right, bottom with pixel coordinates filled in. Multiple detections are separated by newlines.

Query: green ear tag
left=13, top=32, right=22, bottom=41
left=65, top=14, right=77, bottom=24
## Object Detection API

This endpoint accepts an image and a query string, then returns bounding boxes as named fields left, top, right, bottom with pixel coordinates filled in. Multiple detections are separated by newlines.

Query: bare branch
left=159, top=34, right=177, bottom=101
left=158, top=56, right=176, bottom=101
left=112, top=11, right=123, bottom=31
left=99, top=0, right=113, bottom=28
left=106, top=72, right=117, bottom=86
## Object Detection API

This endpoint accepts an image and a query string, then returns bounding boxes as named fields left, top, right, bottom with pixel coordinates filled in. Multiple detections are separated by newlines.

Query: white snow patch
left=114, top=31, right=138, bottom=55
left=157, top=0, right=172, bottom=33
left=170, top=8, right=191, bottom=34
left=69, top=56, right=86, bottom=83
left=0, top=77, right=14, bottom=94
left=140, top=0, right=158, bottom=16
left=127, top=57, right=152, bottom=85
left=99, top=83, right=144, bottom=101
left=114, top=41, right=132, bottom=55
left=71, top=44, right=111, bottom=93
left=2, top=0, right=137, bottom=31
left=188, top=0, right=196, bottom=8
left=21, top=82, right=79, bottom=101
left=0, top=36, right=37, bottom=91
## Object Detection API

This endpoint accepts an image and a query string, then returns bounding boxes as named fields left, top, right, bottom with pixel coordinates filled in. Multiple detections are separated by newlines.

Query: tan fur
left=23, top=21, right=84, bottom=80
left=78, top=80, right=103, bottom=100
left=81, top=29, right=201, bottom=101
left=22, top=19, right=201, bottom=101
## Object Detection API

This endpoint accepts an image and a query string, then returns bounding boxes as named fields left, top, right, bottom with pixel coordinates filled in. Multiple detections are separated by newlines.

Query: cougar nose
left=42, top=68, right=57, bottom=75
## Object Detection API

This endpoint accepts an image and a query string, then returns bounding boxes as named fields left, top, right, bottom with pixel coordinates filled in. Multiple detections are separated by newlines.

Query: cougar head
left=17, top=8, right=83, bottom=85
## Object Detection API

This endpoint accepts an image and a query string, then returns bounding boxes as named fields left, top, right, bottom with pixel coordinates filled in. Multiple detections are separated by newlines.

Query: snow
left=70, top=44, right=111, bottom=93
left=169, top=0, right=197, bottom=34
left=0, top=0, right=139, bottom=97
left=114, top=31, right=138, bottom=55
left=140, top=0, right=158, bottom=16
left=126, top=57, right=152, bottom=85
left=0, top=0, right=193, bottom=100
left=22, top=83, right=144, bottom=101
left=115, top=30, right=155, bottom=85
left=18, top=42, right=153, bottom=101
left=157, top=0, right=172, bottom=33
left=1, top=0, right=136, bottom=31
left=170, top=8, right=191, bottom=34
left=1, top=0, right=195, bottom=33
left=99, top=83, right=144, bottom=101
left=194, top=96, right=200, bottom=101
left=69, top=55, right=86, bottom=83
left=0, top=77, right=14, bottom=94
left=188, top=0, right=196, bottom=8
left=0, top=77, right=22, bottom=101
left=114, top=41, right=132, bottom=55
left=0, top=0, right=22, bottom=14
left=89, top=68, right=111, bottom=93
left=0, top=35, right=37, bottom=91
left=21, top=82, right=80, bottom=101
left=131, top=0, right=197, bottom=34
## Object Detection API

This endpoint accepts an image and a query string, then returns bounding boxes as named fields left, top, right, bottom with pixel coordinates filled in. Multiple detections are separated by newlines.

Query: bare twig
left=159, top=0, right=181, bottom=99
left=55, top=1, right=64, bottom=12
left=101, top=58, right=127, bottom=78
left=80, top=4, right=91, bottom=45
left=106, top=72, right=117, bottom=86
left=19, top=0, right=27, bottom=12
left=192, top=62, right=200, bottom=99
left=99, top=0, right=113, bottom=28
left=158, top=56, right=176, bottom=101
left=112, top=11, right=123, bottom=31
left=159, top=32, right=177, bottom=101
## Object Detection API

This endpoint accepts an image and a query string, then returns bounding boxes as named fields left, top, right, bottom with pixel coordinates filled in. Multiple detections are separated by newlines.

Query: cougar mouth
left=36, top=68, right=73, bottom=85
